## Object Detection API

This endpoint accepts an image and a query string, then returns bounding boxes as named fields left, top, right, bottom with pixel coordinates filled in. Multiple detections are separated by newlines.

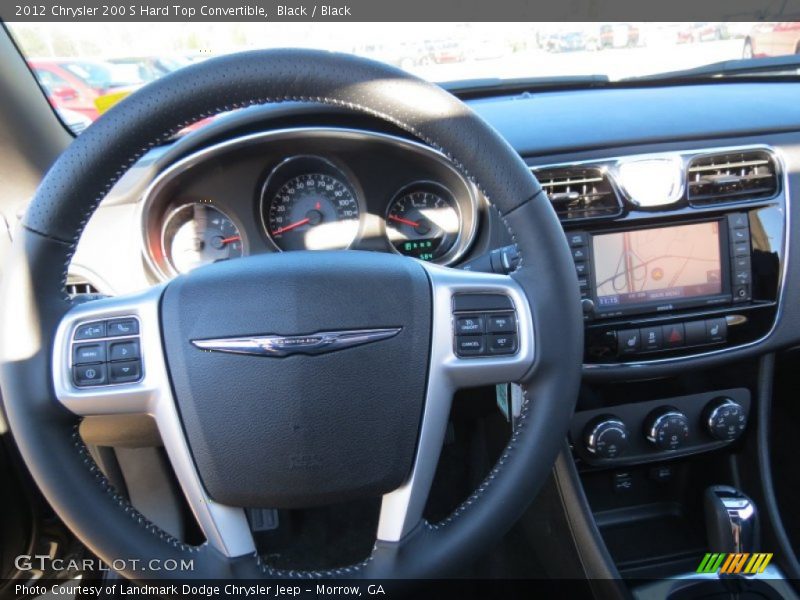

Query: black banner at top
left=2, top=0, right=800, bottom=22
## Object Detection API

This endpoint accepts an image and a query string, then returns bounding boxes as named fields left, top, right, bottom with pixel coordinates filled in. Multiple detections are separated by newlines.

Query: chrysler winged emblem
left=191, top=328, right=402, bottom=357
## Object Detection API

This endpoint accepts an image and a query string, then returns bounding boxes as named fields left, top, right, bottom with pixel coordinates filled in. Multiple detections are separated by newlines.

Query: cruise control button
left=107, top=318, right=139, bottom=337
left=456, top=316, right=484, bottom=335
left=489, top=333, right=517, bottom=355
left=109, top=340, right=140, bottom=361
left=662, top=323, right=685, bottom=348
left=617, top=329, right=640, bottom=355
left=706, top=318, right=727, bottom=343
left=74, top=321, right=105, bottom=340
left=640, top=326, right=663, bottom=351
left=109, top=360, right=142, bottom=383
left=73, top=343, right=106, bottom=365
left=74, top=364, right=107, bottom=387
left=456, top=336, right=484, bottom=356
left=487, top=313, right=516, bottom=333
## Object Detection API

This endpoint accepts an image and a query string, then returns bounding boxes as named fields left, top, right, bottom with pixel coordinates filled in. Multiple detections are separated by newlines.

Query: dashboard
left=139, top=128, right=481, bottom=280
left=68, top=81, right=800, bottom=380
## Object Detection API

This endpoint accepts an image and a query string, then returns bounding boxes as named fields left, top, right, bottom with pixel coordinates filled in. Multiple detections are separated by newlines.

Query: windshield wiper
left=624, top=55, right=800, bottom=82
left=441, top=74, right=610, bottom=97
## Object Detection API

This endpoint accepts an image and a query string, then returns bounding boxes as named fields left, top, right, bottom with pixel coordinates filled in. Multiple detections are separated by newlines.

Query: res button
left=486, top=314, right=516, bottom=333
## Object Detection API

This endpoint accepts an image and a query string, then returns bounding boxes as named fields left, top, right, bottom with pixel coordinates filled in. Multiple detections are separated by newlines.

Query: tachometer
left=161, top=203, right=243, bottom=275
left=261, top=157, right=360, bottom=251
left=385, top=182, right=460, bottom=262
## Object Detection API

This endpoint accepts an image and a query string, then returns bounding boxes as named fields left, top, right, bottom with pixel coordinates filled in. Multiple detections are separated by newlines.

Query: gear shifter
left=704, top=485, right=759, bottom=553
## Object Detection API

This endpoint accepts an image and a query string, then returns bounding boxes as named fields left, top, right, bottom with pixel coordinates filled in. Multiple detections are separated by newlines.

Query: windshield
left=7, top=21, right=795, bottom=132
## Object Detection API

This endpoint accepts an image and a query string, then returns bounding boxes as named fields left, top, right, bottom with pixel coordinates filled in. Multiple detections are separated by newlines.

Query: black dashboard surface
left=469, top=82, right=800, bottom=157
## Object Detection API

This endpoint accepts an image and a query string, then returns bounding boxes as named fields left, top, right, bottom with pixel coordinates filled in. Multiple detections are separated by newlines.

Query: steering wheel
left=0, top=50, right=582, bottom=579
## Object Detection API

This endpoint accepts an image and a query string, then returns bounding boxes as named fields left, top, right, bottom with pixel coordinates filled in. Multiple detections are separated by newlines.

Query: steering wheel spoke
left=377, top=264, right=535, bottom=542
left=52, top=288, right=255, bottom=558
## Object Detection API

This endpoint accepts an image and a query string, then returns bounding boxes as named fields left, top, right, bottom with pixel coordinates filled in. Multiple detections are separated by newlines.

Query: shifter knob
left=703, top=485, right=758, bottom=554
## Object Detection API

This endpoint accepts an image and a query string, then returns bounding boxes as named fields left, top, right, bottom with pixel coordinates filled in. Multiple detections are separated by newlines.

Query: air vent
left=533, top=167, right=621, bottom=221
left=66, top=279, right=99, bottom=298
left=687, top=150, right=778, bottom=205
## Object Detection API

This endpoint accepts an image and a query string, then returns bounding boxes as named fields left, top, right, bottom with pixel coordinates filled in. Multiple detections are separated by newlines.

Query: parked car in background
left=677, top=22, right=726, bottom=44
left=108, top=56, right=192, bottom=83
left=28, top=58, right=142, bottom=120
left=599, top=23, right=640, bottom=49
left=54, top=107, right=92, bottom=134
left=545, top=30, right=590, bottom=52
left=744, top=22, right=800, bottom=58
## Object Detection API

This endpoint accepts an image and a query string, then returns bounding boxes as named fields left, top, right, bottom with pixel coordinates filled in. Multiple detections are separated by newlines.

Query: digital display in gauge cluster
left=385, top=182, right=460, bottom=261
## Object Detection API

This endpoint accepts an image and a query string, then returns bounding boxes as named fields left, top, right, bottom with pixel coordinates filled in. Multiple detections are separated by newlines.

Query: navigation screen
left=593, top=222, right=722, bottom=308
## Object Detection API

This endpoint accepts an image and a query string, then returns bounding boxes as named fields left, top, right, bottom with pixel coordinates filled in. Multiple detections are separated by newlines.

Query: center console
left=574, top=205, right=783, bottom=364
left=525, top=144, right=791, bottom=584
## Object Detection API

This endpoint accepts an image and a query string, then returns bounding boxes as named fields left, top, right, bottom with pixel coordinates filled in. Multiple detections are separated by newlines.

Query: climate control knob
left=703, top=397, right=747, bottom=441
left=584, top=416, right=629, bottom=459
left=645, top=407, right=690, bottom=451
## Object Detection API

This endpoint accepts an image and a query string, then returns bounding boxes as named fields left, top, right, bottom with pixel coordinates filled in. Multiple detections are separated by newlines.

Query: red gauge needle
left=388, top=215, right=421, bottom=228
left=220, top=236, right=241, bottom=244
left=272, top=217, right=311, bottom=235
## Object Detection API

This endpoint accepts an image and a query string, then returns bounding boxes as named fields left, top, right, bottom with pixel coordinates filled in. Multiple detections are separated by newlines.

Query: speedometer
left=261, top=157, right=360, bottom=251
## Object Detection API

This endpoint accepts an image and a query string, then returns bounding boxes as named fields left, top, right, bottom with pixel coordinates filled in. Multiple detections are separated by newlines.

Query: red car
left=28, top=58, right=141, bottom=121
left=744, top=22, right=800, bottom=58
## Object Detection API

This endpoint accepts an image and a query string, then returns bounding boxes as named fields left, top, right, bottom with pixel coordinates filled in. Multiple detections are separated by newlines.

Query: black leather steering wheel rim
left=0, top=49, right=583, bottom=579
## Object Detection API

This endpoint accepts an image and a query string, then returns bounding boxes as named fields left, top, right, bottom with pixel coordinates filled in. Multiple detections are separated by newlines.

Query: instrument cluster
left=142, top=128, right=480, bottom=280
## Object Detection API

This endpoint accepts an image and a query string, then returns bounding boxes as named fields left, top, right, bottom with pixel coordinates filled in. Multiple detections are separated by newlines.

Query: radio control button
left=109, top=340, right=140, bottom=362
left=732, top=242, right=750, bottom=257
left=571, top=247, right=588, bottom=261
left=575, top=261, right=589, bottom=276
left=730, top=228, right=750, bottom=243
left=73, top=343, right=106, bottom=365
left=640, top=326, right=663, bottom=351
left=662, top=323, right=685, bottom=348
left=107, top=318, right=139, bottom=337
left=109, top=360, right=142, bottom=384
left=728, top=213, right=749, bottom=229
left=73, top=364, right=107, bottom=387
left=617, top=329, right=640, bottom=355
left=684, top=320, right=707, bottom=346
left=733, top=256, right=751, bottom=271
left=705, top=318, right=727, bottom=343
left=74, top=321, right=105, bottom=340
left=567, top=232, right=588, bottom=247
